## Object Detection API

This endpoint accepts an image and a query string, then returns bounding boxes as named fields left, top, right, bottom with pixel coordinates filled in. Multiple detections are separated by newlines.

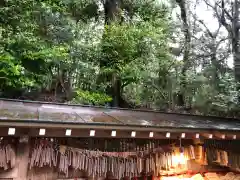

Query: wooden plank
left=220, top=172, right=236, bottom=180
left=205, top=173, right=220, bottom=180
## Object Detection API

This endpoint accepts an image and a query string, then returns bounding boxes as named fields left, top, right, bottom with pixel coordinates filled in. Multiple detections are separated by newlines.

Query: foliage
left=71, top=89, right=112, bottom=105
left=0, top=0, right=239, bottom=117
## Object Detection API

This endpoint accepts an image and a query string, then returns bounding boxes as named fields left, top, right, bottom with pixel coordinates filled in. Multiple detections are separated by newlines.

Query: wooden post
left=15, top=141, right=30, bottom=180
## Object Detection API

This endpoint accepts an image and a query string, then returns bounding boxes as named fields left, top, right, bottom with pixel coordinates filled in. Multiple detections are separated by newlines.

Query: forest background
left=0, top=0, right=240, bottom=117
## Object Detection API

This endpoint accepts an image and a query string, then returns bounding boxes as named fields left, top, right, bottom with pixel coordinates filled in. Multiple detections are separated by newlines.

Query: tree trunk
left=232, top=0, right=240, bottom=98
left=218, top=0, right=240, bottom=100
left=210, top=44, right=220, bottom=90
left=111, top=73, right=121, bottom=107
left=99, top=0, right=124, bottom=107
left=104, top=0, right=121, bottom=25
left=176, top=0, right=191, bottom=107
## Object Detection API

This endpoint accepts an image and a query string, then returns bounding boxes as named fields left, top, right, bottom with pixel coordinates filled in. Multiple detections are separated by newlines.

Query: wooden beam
left=0, top=127, right=238, bottom=140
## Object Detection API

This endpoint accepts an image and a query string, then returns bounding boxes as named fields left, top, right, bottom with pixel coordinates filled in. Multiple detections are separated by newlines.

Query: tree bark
left=203, top=0, right=240, bottom=100
left=210, top=45, right=221, bottom=89
left=176, top=0, right=191, bottom=107
left=232, top=0, right=240, bottom=93
left=104, top=0, right=121, bottom=25
left=100, top=0, right=124, bottom=107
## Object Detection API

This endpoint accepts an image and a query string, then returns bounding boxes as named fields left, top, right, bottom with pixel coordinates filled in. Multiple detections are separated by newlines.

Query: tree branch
left=198, top=19, right=214, bottom=38
left=202, top=0, right=232, bottom=34
left=0, top=77, right=9, bottom=79
left=216, top=2, right=233, bottom=21
left=190, top=11, right=221, bottom=39
left=146, top=81, right=167, bottom=100
left=216, top=37, right=228, bottom=49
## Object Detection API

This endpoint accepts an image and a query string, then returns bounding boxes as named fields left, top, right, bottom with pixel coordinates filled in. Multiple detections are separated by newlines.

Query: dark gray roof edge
left=0, top=118, right=237, bottom=132
left=0, top=98, right=239, bottom=121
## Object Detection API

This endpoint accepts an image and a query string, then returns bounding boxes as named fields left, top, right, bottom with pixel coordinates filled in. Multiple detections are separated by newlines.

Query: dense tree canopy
left=0, top=0, right=239, bottom=117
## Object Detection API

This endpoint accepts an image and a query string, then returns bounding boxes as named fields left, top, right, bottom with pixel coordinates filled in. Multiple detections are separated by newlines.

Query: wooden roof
left=0, top=99, right=240, bottom=132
